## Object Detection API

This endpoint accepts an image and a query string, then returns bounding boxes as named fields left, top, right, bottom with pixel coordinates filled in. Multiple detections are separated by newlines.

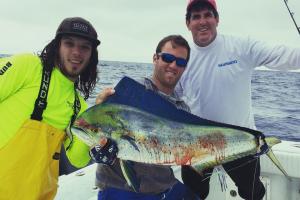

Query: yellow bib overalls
left=0, top=66, right=80, bottom=200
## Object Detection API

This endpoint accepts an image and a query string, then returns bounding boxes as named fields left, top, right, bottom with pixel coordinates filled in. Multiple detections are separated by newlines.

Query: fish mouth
left=73, top=117, right=101, bottom=134
left=71, top=126, right=90, bottom=137
left=71, top=126, right=89, bottom=135
left=71, top=125, right=100, bottom=146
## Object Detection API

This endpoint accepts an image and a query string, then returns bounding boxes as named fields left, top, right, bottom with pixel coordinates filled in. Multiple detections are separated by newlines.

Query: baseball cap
left=56, top=17, right=100, bottom=46
left=187, top=0, right=217, bottom=12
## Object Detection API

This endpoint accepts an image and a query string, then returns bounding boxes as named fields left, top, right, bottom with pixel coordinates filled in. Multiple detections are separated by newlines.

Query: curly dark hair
left=38, top=36, right=98, bottom=100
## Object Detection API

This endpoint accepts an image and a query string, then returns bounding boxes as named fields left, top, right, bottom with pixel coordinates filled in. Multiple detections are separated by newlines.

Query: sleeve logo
left=0, top=62, right=12, bottom=75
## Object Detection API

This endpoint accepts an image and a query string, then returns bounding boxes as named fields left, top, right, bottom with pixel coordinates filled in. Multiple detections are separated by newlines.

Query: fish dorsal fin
left=106, top=76, right=263, bottom=138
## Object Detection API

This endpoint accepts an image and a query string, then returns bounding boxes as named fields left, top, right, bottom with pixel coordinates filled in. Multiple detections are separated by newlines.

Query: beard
left=62, top=65, right=79, bottom=80
left=58, top=59, right=87, bottom=81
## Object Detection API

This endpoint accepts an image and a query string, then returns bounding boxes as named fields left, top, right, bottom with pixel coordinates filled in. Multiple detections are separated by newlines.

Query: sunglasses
left=157, top=53, right=188, bottom=68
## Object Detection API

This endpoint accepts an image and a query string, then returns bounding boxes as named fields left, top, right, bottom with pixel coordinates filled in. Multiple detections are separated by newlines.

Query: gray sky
left=1, top=0, right=300, bottom=63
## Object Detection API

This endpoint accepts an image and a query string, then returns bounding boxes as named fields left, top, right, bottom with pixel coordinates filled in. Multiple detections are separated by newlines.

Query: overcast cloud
left=1, top=0, right=300, bottom=63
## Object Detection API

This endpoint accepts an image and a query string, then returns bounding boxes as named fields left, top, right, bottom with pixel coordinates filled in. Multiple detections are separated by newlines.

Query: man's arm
left=245, top=37, right=300, bottom=71
left=0, top=54, right=37, bottom=103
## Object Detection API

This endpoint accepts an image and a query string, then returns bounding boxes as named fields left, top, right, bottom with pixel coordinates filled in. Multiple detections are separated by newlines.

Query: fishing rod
left=283, top=0, right=300, bottom=35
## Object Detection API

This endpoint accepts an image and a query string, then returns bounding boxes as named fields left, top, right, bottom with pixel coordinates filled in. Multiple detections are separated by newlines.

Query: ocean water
left=89, top=60, right=300, bottom=142
left=1, top=54, right=299, bottom=141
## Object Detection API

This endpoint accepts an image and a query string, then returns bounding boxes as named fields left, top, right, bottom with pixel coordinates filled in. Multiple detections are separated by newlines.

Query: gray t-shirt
left=95, top=77, right=190, bottom=194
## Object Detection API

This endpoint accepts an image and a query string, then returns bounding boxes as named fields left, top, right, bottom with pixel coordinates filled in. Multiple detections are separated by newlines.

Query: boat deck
left=55, top=140, right=300, bottom=200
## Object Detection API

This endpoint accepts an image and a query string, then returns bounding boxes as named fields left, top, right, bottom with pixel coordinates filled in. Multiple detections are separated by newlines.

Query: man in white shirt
left=176, top=0, right=300, bottom=199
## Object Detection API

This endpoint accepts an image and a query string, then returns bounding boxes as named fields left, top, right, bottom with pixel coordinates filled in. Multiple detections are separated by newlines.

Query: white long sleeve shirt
left=176, top=34, right=300, bottom=129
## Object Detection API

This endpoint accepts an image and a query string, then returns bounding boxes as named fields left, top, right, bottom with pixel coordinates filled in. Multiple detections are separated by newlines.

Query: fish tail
left=263, top=137, right=289, bottom=178
left=266, top=149, right=290, bottom=179
left=265, top=137, right=281, bottom=147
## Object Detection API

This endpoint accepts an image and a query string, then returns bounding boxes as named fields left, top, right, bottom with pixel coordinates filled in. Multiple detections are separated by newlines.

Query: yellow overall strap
left=31, top=64, right=81, bottom=124
left=30, top=64, right=52, bottom=121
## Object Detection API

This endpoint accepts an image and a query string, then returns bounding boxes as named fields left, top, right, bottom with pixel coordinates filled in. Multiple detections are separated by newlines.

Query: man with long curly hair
left=0, top=17, right=100, bottom=200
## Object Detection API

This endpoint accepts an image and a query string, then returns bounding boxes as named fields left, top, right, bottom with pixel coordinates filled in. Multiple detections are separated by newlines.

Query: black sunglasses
left=157, top=53, right=188, bottom=68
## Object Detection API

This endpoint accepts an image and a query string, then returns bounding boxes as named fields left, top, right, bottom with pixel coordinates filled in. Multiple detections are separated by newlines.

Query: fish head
left=71, top=103, right=125, bottom=146
left=71, top=117, right=108, bottom=146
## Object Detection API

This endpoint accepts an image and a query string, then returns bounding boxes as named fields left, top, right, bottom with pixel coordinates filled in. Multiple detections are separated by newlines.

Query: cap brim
left=57, top=32, right=100, bottom=46
left=187, top=0, right=217, bottom=12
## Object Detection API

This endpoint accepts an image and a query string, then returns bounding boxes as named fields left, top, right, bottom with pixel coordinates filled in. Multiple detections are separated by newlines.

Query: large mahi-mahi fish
left=70, top=76, right=288, bottom=192
left=71, top=102, right=288, bottom=190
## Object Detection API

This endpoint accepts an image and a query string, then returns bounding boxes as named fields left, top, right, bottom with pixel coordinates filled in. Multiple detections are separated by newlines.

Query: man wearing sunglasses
left=90, top=35, right=199, bottom=200
left=176, top=0, right=300, bottom=200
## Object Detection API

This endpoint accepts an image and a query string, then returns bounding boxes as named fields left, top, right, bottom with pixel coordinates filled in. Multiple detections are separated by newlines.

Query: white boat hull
left=55, top=140, right=300, bottom=200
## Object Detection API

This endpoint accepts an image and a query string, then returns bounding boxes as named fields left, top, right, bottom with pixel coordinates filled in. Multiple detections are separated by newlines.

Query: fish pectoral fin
left=266, top=149, right=290, bottom=179
left=120, top=159, right=140, bottom=192
left=121, top=135, right=140, bottom=152
left=187, top=165, right=204, bottom=176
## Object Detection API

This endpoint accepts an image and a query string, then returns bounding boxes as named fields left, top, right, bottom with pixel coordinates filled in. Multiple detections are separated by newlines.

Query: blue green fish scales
left=71, top=103, right=278, bottom=170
